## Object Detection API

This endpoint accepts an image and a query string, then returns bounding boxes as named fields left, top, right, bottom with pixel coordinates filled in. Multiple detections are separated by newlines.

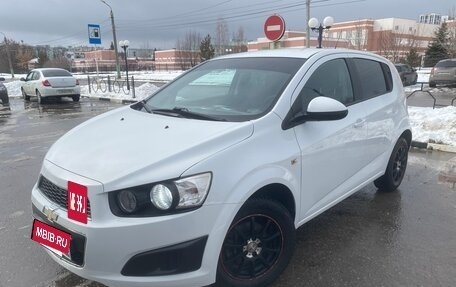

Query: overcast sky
left=0, top=0, right=454, bottom=49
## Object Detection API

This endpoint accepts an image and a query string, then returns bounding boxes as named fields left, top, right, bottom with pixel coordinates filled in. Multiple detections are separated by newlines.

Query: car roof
left=214, top=48, right=386, bottom=61
left=32, top=68, right=68, bottom=71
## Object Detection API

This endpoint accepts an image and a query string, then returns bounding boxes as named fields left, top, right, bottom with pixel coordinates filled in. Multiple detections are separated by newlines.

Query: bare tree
left=215, top=18, right=229, bottom=55
left=176, top=30, right=202, bottom=70
left=43, top=57, right=71, bottom=69
left=15, top=45, right=34, bottom=71
left=232, top=26, right=247, bottom=53
left=349, top=21, right=368, bottom=50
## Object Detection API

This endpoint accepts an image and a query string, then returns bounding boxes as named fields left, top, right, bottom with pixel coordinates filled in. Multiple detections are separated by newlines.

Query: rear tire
left=429, top=82, right=436, bottom=88
left=22, top=88, right=30, bottom=101
left=374, top=137, right=409, bottom=192
left=72, top=94, right=80, bottom=102
left=36, top=90, right=43, bottom=104
left=216, top=199, right=295, bottom=287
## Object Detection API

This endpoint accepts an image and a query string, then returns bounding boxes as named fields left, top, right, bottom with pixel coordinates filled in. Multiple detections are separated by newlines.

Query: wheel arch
left=247, top=183, right=296, bottom=221
left=400, top=129, right=412, bottom=147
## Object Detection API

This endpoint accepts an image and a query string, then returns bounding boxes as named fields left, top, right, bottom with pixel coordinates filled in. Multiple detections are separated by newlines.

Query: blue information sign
left=88, top=24, right=101, bottom=44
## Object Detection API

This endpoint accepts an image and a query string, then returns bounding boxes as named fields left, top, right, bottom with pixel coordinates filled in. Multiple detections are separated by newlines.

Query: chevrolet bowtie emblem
left=42, top=206, right=59, bottom=223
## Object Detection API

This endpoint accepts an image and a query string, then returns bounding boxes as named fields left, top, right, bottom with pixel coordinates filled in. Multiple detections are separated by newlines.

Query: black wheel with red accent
left=216, top=199, right=295, bottom=287
left=374, top=137, right=409, bottom=192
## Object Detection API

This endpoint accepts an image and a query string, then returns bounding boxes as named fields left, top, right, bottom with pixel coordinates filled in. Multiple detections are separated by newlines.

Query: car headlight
left=109, top=172, right=212, bottom=217
left=150, top=183, right=178, bottom=210
left=117, top=190, right=138, bottom=213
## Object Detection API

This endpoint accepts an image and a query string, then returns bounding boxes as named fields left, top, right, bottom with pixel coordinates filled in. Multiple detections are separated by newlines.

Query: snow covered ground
left=2, top=69, right=456, bottom=147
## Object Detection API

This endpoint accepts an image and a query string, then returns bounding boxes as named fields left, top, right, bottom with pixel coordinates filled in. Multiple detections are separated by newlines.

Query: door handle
left=353, top=119, right=365, bottom=128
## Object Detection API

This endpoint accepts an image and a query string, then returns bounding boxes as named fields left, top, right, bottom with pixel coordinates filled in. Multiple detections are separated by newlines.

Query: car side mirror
left=306, top=97, right=348, bottom=121
left=282, top=96, right=348, bottom=130
left=20, top=77, right=26, bottom=81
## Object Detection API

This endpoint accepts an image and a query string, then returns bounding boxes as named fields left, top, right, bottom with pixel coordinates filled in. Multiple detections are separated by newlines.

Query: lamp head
left=308, top=18, right=319, bottom=29
left=323, top=16, right=334, bottom=28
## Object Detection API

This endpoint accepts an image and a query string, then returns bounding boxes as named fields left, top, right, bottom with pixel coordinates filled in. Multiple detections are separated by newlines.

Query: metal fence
left=87, top=75, right=136, bottom=98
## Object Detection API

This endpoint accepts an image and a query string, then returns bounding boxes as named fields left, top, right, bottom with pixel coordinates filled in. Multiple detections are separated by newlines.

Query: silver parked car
left=21, top=68, right=81, bottom=104
left=429, top=58, right=456, bottom=87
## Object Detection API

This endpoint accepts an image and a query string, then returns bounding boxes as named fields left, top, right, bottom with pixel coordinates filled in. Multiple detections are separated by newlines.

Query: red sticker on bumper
left=67, top=181, right=88, bottom=224
left=31, top=219, right=71, bottom=255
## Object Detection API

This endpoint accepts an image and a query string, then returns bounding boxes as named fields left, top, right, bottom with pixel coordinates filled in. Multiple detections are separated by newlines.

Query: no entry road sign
left=264, top=15, right=286, bottom=42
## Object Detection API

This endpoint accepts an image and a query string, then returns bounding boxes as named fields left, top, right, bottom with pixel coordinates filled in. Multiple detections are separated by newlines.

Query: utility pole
left=306, top=0, right=311, bottom=48
left=1, top=33, right=14, bottom=78
left=100, top=0, right=121, bottom=79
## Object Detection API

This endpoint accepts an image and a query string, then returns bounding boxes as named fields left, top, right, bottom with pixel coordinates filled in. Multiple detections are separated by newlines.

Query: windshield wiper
left=140, top=100, right=152, bottom=113
left=151, top=107, right=226, bottom=121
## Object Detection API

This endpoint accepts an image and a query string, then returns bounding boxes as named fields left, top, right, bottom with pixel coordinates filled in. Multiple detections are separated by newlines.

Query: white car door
left=289, top=55, right=371, bottom=222
left=24, top=71, right=35, bottom=95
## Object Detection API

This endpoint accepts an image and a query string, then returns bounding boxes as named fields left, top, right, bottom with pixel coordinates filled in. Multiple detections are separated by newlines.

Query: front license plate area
left=31, top=219, right=71, bottom=257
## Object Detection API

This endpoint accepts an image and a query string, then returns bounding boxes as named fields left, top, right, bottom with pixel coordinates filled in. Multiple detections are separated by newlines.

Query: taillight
left=42, top=80, right=51, bottom=87
left=430, top=68, right=435, bottom=75
left=76, top=79, right=80, bottom=85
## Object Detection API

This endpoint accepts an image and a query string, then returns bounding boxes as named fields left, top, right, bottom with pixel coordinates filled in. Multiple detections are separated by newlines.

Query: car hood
left=45, top=106, right=253, bottom=189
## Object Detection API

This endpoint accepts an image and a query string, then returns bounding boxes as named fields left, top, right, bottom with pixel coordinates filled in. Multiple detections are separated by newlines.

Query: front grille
left=38, top=176, right=91, bottom=218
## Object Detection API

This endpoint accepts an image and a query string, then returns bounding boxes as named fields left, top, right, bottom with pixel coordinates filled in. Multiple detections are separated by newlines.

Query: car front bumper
left=31, top=160, right=235, bottom=287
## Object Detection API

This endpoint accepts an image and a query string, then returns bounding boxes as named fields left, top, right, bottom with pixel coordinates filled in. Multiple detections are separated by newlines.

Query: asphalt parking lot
left=0, top=98, right=455, bottom=287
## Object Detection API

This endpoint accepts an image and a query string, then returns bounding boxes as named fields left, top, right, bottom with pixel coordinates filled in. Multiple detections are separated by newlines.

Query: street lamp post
left=119, top=40, right=130, bottom=91
left=0, top=32, right=14, bottom=78
left=308, top=16, right=334, bottom=48
left=100, top=0, right=121, bottom=79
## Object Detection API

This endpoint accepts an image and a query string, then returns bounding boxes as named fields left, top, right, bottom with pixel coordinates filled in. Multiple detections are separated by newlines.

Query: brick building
left=248, top=31, right=349, bottom=51
left=154, top=49, right=200, bottom=71
left=248, top=18, right=440, bottom=63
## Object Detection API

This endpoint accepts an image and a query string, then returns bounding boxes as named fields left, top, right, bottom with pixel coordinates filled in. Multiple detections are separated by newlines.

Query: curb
left=411, top=140, right=456, bottom=153
left=82, top=95, right=137, bottom=105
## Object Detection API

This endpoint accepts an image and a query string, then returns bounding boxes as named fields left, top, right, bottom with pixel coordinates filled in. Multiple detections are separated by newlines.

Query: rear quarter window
left=351, top=58, right=390, bottom=100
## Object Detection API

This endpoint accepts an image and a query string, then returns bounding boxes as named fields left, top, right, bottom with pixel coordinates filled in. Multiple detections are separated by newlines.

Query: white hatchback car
left=21, top=68, right=81, bottom=104
left=31, top=49, right=411, bottom=287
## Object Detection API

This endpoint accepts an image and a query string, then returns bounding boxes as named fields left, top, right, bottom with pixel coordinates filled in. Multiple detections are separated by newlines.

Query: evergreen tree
left=424, top=22, right=449, bottom=67
left=110, top=41, right=115, bottom=50
left=405, top=47, right=421, bottom=68
left=200, top=34, right=215, bottom=62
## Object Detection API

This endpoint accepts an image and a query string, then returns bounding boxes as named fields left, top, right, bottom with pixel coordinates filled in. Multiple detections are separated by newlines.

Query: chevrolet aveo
left=31, top=49, right=411, bottom=287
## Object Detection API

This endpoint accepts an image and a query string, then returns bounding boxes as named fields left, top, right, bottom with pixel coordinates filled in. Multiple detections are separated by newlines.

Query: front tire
left=72, top=94, right=80, bottom=102
left=374, top=137, right=409, bottom=192
left=216, top=199, right=295, bottom=287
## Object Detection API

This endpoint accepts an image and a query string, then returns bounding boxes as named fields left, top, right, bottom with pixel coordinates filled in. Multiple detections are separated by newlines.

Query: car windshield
left=42, top=69, right=72, bottom=77
left=435, top=60, right=456, bottom=68
left=142, top=57, right=306, bottom=121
